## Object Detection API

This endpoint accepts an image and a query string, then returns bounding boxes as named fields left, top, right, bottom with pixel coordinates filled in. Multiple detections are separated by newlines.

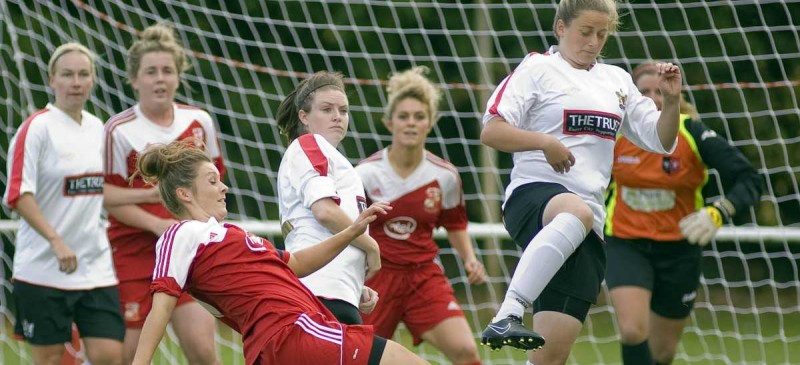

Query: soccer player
left=3, top=43, right=123, bottom=365
left=276, top=71, right=382, bottom=325
left=356, top=66, right=485, bottom=365
left=103, top=24, right=222, bottom=365
left=605, top=61, right=762, bottom=365
left=478, top=0, right=684, bottom=364
left=129, top=140, right=430, bottom=365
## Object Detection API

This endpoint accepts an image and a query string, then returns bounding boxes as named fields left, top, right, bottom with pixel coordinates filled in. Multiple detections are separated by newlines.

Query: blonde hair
left=384, top=66, right=441, bottom=126
left=275, top=71, right=346, bottom=142
left=48, top=42, right=96, bottom=77
left=134, top=140, right=212, bottom=217
left=632, top=61, right=699, bottom=120
left=126, top=24, right=189, bottom=81
left=553, top=0, right=619, bottom=40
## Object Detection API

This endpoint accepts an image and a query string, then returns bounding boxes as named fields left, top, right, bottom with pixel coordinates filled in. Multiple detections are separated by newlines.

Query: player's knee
left=618, top=322, right=648, bottom=345
left=444, top=341, right=480, bottom=364
left=182, top=346, right=219, bottom=365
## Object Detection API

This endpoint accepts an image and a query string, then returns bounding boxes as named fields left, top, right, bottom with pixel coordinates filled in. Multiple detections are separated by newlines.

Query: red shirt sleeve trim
left=6, top=109, right=49, bottom=209
left=298, top=134, right=329, bottom=176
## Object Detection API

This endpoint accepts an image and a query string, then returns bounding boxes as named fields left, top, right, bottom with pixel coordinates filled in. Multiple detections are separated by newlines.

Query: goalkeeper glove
left=679, top=199, right=735, bottom=246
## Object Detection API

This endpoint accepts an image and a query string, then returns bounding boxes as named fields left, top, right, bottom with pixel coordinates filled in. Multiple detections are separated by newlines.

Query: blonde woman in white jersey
left=479, top=1, right=683, bottom=364
left=276, top=71, right=382, bottom=326
left=103, top=24, right=221, bottom=365
left=3, top=43, right=123, bottom=365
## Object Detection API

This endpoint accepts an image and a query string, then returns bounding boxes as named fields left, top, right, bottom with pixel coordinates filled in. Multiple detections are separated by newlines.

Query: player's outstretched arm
left=103, top=183, right=161, bottom=207
left=288, top=202, right=390, bottom=277
left=131, top=292, right=178, bottom=365
left=654, top=62, right=683, bottom=150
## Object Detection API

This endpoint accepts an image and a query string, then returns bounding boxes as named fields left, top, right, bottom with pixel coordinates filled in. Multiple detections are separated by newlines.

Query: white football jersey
left=3, top=104, right=117, bottom=289
left=277, top=134, right=367, bottom=307
left=104, top=103, right=223, bottom=182
left=483, top=46, right=674, bottom=235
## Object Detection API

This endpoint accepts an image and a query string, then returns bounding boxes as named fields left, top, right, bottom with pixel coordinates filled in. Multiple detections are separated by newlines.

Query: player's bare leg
left=649, top=312, right=688, bottom=365
left=528, top=311, right=581, bottom=365
left=83, top=337, right=123, bottom=365
left=379, top=340, right=431, bottom=365
left=421, top=317, right=481, bottom=364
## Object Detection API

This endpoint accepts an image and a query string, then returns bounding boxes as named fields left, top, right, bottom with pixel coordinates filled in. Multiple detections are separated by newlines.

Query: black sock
left=622, top=340, right=653, bottom=365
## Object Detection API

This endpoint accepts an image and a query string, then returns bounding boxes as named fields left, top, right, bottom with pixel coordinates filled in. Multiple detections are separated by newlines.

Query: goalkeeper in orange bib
left=356, top=67, right=486, bottom=365
left=605, top=61, right=762, bottom=365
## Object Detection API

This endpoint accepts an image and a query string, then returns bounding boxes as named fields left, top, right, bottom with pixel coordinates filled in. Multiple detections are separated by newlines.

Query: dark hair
left=276, top=71, right=345, bottom=142
left=134, top=140, right=212, bottom=217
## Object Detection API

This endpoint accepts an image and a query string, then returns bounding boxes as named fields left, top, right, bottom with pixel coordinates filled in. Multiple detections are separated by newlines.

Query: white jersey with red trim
left=356, top=149, right=468, bottom=265
left=277, top=134, right=367, bottom=307
left=482, top=46, right=674, bottom=235
left=3, top=104, right=117, bottom=289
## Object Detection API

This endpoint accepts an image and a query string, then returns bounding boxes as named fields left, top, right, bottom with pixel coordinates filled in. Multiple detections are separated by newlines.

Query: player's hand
left=543, top=135, right=575, bottom=174
left=350, top=202, right=391, bottom=236
left=151, top=218, right=178, bottom=236
left=679, top=206, right=722, bottom=246
left=464, top=258, right=486, bottom=285
left=656, top=62, right=682, bottom=100
left=50, top=236, right=78, bottom=274
left=358, top=286, right=379, bottom=314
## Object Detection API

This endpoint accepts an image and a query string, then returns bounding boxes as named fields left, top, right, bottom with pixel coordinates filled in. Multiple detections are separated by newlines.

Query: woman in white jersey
left=478, top=1, right=683, bottom=364
left=103, top=24, right=221, bottom=365
left=276, top=71, right=382, bottom=325
left=3, top=43, right=123, bottom=365
left=356, top=67, right=485, bottom=365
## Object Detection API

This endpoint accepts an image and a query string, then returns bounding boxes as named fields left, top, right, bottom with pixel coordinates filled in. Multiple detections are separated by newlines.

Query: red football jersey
left=356, top=149, right=468, bottom=265
left=151, top=218, right=339, bottom=364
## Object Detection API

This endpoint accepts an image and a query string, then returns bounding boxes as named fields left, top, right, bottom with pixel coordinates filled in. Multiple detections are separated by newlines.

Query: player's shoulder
left=104, top=107, right=137, bottom=133
left=425, top=151, right=458, bottom=175
left=176, top=103, right=213, bottom=122
left=20, top=108, right=54, bottom=133
left=517, top=51, right=557, bottom=71
left=168, top=218, right=225, bottom=244
left=356, top=149, right=385, bottom=169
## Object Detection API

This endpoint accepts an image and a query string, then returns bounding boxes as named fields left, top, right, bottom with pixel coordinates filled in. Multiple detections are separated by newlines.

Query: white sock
left=493, top=213, right=588, bottom=322
left=526, top=362, right=536, bottom=365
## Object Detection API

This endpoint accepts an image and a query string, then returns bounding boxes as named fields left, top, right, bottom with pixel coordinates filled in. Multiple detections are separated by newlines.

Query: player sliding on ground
left=130, top=140, right=430, bottom=365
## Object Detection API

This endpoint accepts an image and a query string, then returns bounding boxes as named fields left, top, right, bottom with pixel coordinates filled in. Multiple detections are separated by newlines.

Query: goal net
left=1, top=0, right=799, bottom=364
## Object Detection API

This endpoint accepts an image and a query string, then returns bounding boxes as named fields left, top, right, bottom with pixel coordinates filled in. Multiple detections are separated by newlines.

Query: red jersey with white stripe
left=3, top=104, right=117, bottom=289
left=103, top=103, right=225, bottom=280
left=356, top=149, right=467, bottom=265
left=483, top=46, right=673, bottom=236
left=151, top=218, right=343, bottom=365
left=277, top=134, right=367, bottom=307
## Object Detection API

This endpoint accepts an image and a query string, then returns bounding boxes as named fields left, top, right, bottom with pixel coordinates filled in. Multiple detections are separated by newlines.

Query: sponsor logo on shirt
left=384, top=216, right=417, bottom=240
left=357, top=196, right=367, bottom=213
left=424, top=187, right=442, bottom=213
left=63, top=173, right=103, bottom=196
left=562, top=110, right=622, bottom=140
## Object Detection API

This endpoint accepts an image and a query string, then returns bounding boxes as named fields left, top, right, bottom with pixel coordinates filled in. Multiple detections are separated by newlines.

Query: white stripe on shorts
left=294, top=313, right=343, bottom=345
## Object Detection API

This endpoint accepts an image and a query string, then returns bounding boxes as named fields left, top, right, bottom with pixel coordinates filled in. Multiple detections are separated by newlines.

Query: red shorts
left=118, top=278, right=195, bottom=328
left=256, top=312, right=376, bottom=365
left=362, top=260, right=464, bottom=345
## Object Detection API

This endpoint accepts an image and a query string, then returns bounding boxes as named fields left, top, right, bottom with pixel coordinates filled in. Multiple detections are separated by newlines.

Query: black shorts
left=318, top=297, right=363, bottom=325
left=13, top=281, right=125, bottom=345
left=605, top=236, right=702, bottom=319
left=503, top=182, right=606, bottom=320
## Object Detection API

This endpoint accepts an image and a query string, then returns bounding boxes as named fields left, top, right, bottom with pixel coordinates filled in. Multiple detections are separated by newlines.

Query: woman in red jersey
left=103, top=24, right=222, bottom=365
left=356, top=67, right=485, bottom=365
left=130, top=140, right=430, bottom=365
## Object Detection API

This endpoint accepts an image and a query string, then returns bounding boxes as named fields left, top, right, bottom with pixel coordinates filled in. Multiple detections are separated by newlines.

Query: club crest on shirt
left=616, top=89, right=628, bottom=111
left=384, top=216, right=417, bottom=240
left=424, top=187, right=442, bottom=213
left=563, top=110, right=622, bottom=141
left=662, top=156, right=681, bottom=174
